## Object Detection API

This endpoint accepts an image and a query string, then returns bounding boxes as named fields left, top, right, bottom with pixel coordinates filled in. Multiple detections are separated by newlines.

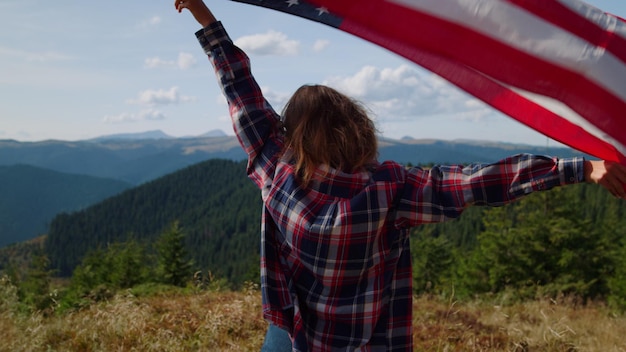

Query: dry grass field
left=1, top=282, right=625, bottom=352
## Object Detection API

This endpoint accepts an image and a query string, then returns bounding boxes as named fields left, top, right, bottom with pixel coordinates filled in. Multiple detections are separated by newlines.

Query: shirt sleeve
left=195, top=21, right=284, bottom=190
left=395, top=153, right=585, bottom=226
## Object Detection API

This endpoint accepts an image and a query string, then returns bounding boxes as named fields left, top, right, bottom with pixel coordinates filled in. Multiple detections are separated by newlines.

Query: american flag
left=231, top=0, right=626, bottom=164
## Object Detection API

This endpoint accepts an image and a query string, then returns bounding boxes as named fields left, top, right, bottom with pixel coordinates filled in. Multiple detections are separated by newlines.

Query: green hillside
left=0, top=165, right=131, bottom=247
left=42, top=157, right=626, bottom=309
left=45, top=159, right=261, bottom=284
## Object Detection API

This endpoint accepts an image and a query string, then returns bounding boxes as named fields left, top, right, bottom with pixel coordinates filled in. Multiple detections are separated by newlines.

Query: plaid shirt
left=197, top=21, right=584, bottom=352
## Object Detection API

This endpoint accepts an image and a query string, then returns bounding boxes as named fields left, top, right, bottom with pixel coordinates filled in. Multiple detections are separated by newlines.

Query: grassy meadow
left=2, top=280, right=626, bottom=352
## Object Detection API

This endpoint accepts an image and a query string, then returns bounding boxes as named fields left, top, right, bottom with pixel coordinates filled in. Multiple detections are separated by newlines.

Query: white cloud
left=138, top=15, right=162, bottom=29
left=323, top=64, right=486, bottom=123
left=312, top=39, right=330, bottom=52
left=127, top=87, right=195, bottom=106
left=260, top=86, right=292, bottom=110
left=213, top=85, right=291, bottom=112
left=177, top=52, right=197, bottom=70
left=144, top=52, right=196, bottom=70
left=235, top=30, right=299, bottom=56
left=103, top=109, right=166, bottom=123
left=144, top=57, right=174, bottom=69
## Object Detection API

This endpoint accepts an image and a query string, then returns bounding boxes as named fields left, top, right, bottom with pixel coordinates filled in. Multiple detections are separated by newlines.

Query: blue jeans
left=260, top=324, right=292, bottom=352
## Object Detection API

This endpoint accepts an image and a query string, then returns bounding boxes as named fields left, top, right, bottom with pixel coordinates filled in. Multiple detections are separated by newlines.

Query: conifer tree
left=63, top=247, right=112, bottom=308
left=411, top=227, right=454, bottom=295
left=19, top=252, right=55, bottom=312
left=109, top=240, right=150, bottom=289
left=608, top=240, right=626, bottom=312
left=156, top=221, right=193, bottom=287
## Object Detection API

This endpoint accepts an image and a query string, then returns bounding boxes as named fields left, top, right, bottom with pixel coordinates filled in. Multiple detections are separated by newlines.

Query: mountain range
left=0, top=130, right=243, bottom=185
left=1, top=130, right=585, bottom=185
left=0, top=130, right=589, bottom=247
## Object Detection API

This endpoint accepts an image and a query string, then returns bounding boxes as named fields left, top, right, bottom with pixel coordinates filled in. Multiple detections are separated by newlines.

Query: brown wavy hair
left=281, top=85, right=378, bottom=186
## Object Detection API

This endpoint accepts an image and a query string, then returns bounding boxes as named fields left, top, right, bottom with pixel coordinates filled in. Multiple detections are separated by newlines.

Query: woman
left=175, top=1, right=626, bottom=350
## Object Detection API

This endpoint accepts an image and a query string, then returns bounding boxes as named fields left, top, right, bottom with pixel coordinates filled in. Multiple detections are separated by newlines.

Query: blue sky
left=0, top=0, right=623, bottom=145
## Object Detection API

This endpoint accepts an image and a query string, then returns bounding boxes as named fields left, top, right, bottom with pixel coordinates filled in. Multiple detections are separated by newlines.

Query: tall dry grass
left=412, top=294, right=626, bottom=351
left=0, top=282, right=265, bottom=352
left=1, top=281, right=625, bottom=351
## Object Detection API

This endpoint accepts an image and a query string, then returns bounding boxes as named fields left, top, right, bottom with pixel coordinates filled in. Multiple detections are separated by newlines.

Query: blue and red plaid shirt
left=197, top=21, right=584, bottom=352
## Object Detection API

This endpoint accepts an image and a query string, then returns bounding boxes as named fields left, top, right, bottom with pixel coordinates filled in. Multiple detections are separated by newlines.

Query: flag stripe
left=507, top=0, right=626, bottom=64
left=557, top=0, right=626, bottom=39
left=510, top=87, right=626, bottom=159
left=497, top=90, right=626, bottom=162
left=310, top=0, right=626, bottom=144
left=385, top=0, right=626, bottom=103
left=316, top=0, right=626, bottom=109
left=334, top=15, right=626, bottom=163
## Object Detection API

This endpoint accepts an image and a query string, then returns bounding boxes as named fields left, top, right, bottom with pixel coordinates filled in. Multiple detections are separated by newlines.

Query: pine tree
left=108, top=240, right=151, bottom=289
left=63, top=247, right=113, bottom=308
left=411, top=227, right=454, bottom=295
left=608, top=239, right=626, bottom=312
left=156, top=221, right=193, bottom=287
left=605, top=194, right=626, bottom=312
left=19, top=252, right=55, bottom=312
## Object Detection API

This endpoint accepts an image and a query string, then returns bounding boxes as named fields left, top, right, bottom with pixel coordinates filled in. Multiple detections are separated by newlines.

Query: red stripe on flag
left=340, top=18, right=625, bottom=163
left=340, top=1, right=625, bottom=144
left=488, top=85, right=626, bottom=164
left=308, top=0, right=626, bottom=162
left=506, top=0, right=626, bottom=64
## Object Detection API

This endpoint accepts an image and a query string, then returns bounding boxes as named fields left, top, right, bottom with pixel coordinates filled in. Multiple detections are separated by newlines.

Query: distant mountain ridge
left=0, top=131, right=586, bottom=185
left=0, top=134, right=245, bottom=185
left=88, top=130, right=174, bottom=142
left=88, top=129, right=228, bottom=142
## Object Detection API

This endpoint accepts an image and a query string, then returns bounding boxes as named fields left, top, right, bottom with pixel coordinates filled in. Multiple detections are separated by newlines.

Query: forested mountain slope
left=45, top=159, right=261, bottom=283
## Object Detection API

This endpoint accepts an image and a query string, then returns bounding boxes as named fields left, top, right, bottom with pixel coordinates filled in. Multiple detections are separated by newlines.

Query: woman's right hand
left=175, top=0, right=216, bottom=28
left=584, top=160, right=626, bottom=199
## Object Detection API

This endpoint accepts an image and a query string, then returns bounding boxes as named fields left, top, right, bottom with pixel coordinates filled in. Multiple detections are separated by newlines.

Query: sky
left=0, top=0, right=624, bottom=146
